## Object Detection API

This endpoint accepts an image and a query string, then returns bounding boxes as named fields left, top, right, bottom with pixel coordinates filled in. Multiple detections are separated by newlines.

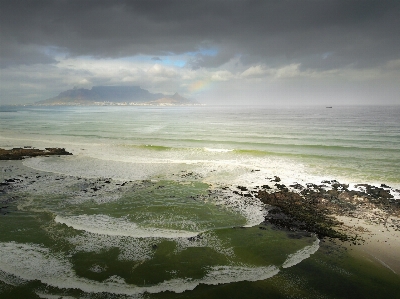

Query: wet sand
left=255, top=179, right=400, bottom=276
left=336, top=215, right=400, bottom=275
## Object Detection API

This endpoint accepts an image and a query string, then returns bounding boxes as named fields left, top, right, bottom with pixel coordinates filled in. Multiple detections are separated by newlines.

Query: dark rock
left=188, top=235, right=203, bottom=242
left=275, top=183, right=288, bottom=192
left=290, top=183, right=304, bottom=190
left=0, top=147, right=73, bottom=160
left=257, top=189, right=347, bottom=240
left=356, top=184, right=393, bottom=199
left=332, top=182, right=349, bottom=191
left=254, top=178, right=400, bottom=241
left=272, top=176, right=281, bottom=182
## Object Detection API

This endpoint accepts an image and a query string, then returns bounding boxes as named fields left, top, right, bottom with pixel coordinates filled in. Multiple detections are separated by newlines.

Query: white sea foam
left=174, top=231, right=235, bottom=258
left=204, top=148, right=233, bottom=153
left=203, top=265, right=279, bottom=284
left=67, top=232, right=156, bottom=262
left=0, top=241, right=147, bottom=295
left=0, top=269, right=28, bottom=286
left=282, top=238, right=320, bottom=269
left=23, top=156, right=164, bottom=181
left=0, top=241, right=280, bottom=295
left=18, top=137, right=351, bottom=202
left=11, top=158, right=268, bottom=234
left=208, top=189, right=267, bottom=227
left=55, top=214, right=201, bottom=238
left=0, top=243, right=71, bottom=282
left=89, top=264, right=107, bottom=273
left=69, top=224, right=236, bottom=263
left=36, top=293, right=78, bottom=299
left=20, top=141, right=317, bottom=189
left=147, top=265, right=280, bottom=294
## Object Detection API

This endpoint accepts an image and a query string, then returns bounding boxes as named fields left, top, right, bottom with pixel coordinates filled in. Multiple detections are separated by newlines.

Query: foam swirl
left=55, top=214, right=201, bottom=238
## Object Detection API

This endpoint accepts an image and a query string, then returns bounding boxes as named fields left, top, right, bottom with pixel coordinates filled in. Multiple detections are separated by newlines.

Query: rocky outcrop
left=0, top=147, right=72, bottom=160
left=255, top=180, right=399, bottom=242
left=257, top=189, right=347, bottom=240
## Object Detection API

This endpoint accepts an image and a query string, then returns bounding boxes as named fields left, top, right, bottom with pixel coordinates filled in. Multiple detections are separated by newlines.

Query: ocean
left=0, top=105, right=399, bottom=298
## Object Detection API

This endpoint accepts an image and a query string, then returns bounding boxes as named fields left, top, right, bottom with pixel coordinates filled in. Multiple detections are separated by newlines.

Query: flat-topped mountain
left=36, top=86, right=196, bottom=106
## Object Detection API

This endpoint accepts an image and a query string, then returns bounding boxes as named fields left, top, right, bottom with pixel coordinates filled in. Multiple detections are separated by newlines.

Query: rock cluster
left=257, top=188, right=348, bottom=240
left=0, top=147, right=72, bottom=160
left=256, top=180, right=399, bottom=241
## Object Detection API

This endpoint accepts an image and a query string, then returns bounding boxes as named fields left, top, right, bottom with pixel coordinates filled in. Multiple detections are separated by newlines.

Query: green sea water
left=1, top=105, right=399, bottom=185
left=0, top=105, right=399, bottom=298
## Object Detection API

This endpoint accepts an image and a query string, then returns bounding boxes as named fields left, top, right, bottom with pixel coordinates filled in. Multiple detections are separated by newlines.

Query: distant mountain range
left=35, top=86, right=197, bottom=106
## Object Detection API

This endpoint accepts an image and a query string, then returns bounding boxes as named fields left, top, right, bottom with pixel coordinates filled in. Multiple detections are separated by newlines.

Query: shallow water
left=1, top=105, right=399, bottom=186
left=0, top=105, right=399, bottom=298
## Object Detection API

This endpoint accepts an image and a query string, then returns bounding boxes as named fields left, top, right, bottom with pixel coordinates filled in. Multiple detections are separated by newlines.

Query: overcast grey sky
left=1, top=0, right=400, bottom=105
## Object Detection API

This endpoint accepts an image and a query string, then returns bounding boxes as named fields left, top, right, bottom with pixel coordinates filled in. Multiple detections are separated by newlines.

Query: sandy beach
left=256, top=178, right=400, bottom=277
left=336, top=215, right=400, bottom=275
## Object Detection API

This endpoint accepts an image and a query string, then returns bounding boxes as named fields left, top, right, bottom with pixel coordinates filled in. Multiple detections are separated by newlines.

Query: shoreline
left=336, top=215, right=400, bottom=274
left=1, top=154, right=399, bottom=277
left=253, top=178, right=400, bottom=275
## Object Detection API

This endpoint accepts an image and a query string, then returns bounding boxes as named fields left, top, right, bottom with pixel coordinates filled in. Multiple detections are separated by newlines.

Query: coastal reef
left=0, top=147, right=72, bottom=160
left=255, top=180, right=400, bottom=242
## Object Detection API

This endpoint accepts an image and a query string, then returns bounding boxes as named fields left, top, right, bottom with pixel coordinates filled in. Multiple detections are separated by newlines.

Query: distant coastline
left=33, top=85, right=200, bottom=106
left=32, top=101, right=205, bottom=107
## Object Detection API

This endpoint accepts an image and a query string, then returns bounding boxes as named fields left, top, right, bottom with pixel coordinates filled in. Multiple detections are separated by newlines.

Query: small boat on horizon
left=326, top=106, right=332, bottom=108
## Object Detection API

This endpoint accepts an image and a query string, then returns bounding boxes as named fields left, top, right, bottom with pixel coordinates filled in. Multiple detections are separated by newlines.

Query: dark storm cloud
left=0, top=43, right=58, bottom=68
left=188, top=49, right=236, bottom=69
left=1, top=0, right=400, bottom=69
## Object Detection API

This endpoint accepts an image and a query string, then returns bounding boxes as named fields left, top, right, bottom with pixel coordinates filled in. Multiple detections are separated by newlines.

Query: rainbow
left=188, top=80, right=212, bottom=93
